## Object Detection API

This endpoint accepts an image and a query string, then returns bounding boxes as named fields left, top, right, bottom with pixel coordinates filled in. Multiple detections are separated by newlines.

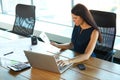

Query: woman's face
left=72, top=14, right=84, bottom=26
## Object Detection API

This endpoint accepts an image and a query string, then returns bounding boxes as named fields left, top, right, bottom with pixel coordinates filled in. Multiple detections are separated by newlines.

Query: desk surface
left=0, top=30, right=120, bottom=80
left=1, top=57, right=120, bottom=80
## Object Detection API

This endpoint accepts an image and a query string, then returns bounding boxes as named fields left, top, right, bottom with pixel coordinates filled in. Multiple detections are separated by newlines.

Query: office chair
left=11, top=4, right=36, bottom=37
left=90, top=10, right=116, bottom=61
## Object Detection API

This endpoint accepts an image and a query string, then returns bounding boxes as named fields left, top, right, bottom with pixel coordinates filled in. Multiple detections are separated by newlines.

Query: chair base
left=94, top=49, right=116, bottom=61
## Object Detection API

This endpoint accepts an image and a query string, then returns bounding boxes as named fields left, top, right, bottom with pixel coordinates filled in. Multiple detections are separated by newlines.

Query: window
left=2, top=0, right=31, bottom=15
left=1, top=0, right=120, bottom=32
left=0, top=1, right=2, bottom=13
left=33, top=0, right=72, bottom=26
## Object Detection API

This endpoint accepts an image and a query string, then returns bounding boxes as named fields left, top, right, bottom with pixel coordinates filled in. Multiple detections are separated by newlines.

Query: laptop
left=24, top=50, right=73, bottom=74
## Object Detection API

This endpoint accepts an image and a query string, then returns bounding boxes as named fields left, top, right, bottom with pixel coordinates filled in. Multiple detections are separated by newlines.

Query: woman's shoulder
left=93, top=28, right=99, bottom=33
left=91, top=29, right=99, bottom=37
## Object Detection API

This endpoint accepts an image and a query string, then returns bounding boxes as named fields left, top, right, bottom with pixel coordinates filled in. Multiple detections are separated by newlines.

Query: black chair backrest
left=90, top=10, right=116, bottom=52
left=12, top=4, right=36, bottom=37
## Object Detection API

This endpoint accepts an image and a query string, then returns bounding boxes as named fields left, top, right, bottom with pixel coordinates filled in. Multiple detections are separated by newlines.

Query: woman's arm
left=51, top=42, right=73, bottom=50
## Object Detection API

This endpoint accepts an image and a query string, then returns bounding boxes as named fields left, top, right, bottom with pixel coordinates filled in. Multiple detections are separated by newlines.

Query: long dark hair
left=71, top=3, right=102, bottom=43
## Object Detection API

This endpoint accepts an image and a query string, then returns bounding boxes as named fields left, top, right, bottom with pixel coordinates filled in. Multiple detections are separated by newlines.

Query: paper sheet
left=39, top=32, right=50, bottom=44
left=0, top=48, right=28, bottom=62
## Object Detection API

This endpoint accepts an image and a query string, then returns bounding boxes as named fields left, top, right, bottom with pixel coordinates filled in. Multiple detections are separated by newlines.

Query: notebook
left=24, top=50, right=72, bottom=74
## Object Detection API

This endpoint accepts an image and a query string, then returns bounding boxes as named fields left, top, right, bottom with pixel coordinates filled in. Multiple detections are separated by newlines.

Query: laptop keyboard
left=59, top=65, right=68, bottom=70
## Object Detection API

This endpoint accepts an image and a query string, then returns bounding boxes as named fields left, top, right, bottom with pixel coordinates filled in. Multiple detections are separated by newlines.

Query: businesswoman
left=51, top=3, right=102, bottom=66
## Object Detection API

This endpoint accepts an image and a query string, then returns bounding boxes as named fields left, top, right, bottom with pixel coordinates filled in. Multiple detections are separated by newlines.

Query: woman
left=51, top=3, right=102, bottom=66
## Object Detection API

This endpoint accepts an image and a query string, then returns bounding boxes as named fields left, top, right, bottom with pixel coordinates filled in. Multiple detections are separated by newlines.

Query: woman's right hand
left=57, top=60, right=70, bottom=67
left=50, top=41, right=58, bottom=47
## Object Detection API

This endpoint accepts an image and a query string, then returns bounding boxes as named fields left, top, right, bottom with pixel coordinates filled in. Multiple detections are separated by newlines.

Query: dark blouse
left=71, top=25, right=95, bottom=57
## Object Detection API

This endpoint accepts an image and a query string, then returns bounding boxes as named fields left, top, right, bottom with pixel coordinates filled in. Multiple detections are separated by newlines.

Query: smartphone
left=77, top=64, right=86, bottom=70
left=8, top=63, right=31, bottom=71
left=31, top=36, right=37, bottom=45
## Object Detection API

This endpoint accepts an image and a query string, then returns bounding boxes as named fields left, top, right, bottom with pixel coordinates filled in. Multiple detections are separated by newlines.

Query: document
left=0, top=48, right=28, bottom=62
left=38, top=32, right=60, bottom=53
left=39, top=32, right=50, bottom=44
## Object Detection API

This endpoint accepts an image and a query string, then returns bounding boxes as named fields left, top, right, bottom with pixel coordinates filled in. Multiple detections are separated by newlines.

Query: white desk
left=0, top=35, right=60, bottom=63
left=0, top=30, right=29, bottom=62
left=0, top=30, right=21, bottom=40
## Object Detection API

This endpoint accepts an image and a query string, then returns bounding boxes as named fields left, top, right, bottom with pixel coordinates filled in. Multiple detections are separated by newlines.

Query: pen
left=4, top=51, right=14, bottom=56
